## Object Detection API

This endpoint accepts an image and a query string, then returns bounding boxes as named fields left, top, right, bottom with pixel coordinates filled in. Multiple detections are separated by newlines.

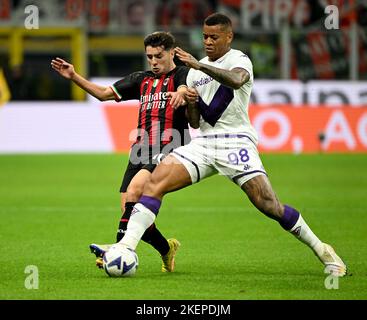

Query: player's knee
left=143, top=175, right=163, bottom=197
left=126, top=184, right=144, bottom=201
left=142, top=171, right=172, bottom=198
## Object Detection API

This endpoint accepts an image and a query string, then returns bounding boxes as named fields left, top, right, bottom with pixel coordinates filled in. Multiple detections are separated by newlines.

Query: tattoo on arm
left=198, top=64, right=250, bottom=89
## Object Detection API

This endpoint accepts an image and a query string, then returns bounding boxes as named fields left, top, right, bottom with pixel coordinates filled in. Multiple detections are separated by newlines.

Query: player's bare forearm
left=184, top=87, right=200, bottom=128
left=197, top=64, right=249, bottom=90
left=51, top=57, right=113, bottom=101
left=186, top=102, right=200, bottom=129
left=70, top=73, right=114, bottom=101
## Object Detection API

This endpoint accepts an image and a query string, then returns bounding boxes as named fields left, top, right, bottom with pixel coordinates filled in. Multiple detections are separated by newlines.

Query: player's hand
left=166, top=91, right=186, bottom=110
left=174, top=47, right=200, bottom=70
left=51, top=57, right=75, bottom=79
left=185, top=87, right=199, bottom=105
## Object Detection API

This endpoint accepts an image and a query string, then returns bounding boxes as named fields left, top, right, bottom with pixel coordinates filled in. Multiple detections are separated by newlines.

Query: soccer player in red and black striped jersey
left=51, top=32, right=199, bottom=272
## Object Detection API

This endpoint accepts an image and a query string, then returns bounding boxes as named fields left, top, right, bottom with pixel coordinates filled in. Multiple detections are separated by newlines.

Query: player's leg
left=241, top=174, right=320, bottom=243
left=118, top=167, right=180, bottom=272
left=90, top=161, right=139, bottom=266
left=116, top=192, right=128, bottom=240
left=90, top=193, right=129, bottom=268
left=116, top=169, right=150, bottom=241
left=240, top=174, right=347, bottom=276
left=215, top=136, right=346, bottom=276
left=125, top=168, right=179, bottom=270
left=91, top=166, right=180, bottom=271
left=117, top=140, right=213, bottom=273
left=118, top=154, right=194, bottom=251
left=116, top=161, right=141, bottom=241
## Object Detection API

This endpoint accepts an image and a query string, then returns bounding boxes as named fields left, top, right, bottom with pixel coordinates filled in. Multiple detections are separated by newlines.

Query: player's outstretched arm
left=174, top=47, right=249, bottom=90
left=51, top=57, right=114, bottom=101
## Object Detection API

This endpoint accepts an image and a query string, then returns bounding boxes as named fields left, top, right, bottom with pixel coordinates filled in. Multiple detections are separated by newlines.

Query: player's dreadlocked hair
left=144, top=32, right=176, bottom=51
left=204, top=13, right=232, bottom=30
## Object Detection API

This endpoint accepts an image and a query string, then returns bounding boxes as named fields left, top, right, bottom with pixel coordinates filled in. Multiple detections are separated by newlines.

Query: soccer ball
left=103, top=245, right=139, bottom=277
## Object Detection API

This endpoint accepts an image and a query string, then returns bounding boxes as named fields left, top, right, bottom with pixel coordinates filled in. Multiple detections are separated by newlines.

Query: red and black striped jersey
left=110, top=66, right=190, bottom=150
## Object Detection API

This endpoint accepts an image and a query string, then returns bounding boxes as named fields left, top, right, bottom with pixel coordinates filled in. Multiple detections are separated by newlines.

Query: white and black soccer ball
left=103, top=245, right=139, bottom=277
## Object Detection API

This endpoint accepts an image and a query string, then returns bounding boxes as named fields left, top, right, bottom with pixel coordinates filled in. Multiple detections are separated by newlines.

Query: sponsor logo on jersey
left=140, top=92, right=169, bottom=111
left=141, top=92, right=168, bottom=104
left=193, top=76, right=214, bottom=87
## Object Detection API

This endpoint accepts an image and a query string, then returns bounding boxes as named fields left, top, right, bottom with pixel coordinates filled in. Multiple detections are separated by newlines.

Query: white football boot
left=316, top=243, right=347, bottom=277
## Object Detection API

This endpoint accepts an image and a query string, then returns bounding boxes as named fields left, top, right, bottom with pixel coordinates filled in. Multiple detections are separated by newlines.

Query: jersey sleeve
left=186, top=69, right=195, bottom=88
left=110, top=71, right=145, bottom=102
left=229, top=53, right=253, bottom=82
left=173, top=66, right=189, bottom=90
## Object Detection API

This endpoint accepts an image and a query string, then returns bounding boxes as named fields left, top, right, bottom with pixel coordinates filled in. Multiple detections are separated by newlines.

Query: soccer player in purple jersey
left=117, top=14, right=347, bottom=277
left=51, top=31, right=200, bottom=272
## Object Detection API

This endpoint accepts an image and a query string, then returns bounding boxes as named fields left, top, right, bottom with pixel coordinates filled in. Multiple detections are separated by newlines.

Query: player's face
left=203, top=24, right=233, bottom=61
left=145, top=46, right=174, bottom=76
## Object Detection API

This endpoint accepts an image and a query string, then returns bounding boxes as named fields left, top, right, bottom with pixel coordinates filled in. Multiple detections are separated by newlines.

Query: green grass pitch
left=0, top=153, right=366, bottom=300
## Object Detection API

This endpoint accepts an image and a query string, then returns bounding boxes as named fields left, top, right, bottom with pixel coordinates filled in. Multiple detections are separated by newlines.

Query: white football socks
left=289, top=214, right=324, bottom=256
left=119, top=203, right=156, bottom=250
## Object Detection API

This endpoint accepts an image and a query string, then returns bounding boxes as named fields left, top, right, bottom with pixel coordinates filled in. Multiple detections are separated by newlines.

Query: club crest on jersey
left=163, top=78, right=169, bottom=86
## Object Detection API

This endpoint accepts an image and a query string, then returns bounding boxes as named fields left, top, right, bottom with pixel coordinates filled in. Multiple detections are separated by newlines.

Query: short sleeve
left=110, top=71, right=145, bottom=102
left=173, top=66, right=189, bottom=89
left=186, top=69, right=195, bottom=88
left=230, top=53, right=253, bottom=81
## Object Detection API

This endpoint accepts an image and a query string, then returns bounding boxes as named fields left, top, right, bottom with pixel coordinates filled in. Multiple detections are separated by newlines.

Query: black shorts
left=119, top=160, right=157, bottom=193
left=119, top=143, right=171, bottom=193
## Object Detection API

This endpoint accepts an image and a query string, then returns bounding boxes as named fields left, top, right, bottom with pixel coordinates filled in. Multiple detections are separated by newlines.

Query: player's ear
left=227, top=31, right=233, bottom=44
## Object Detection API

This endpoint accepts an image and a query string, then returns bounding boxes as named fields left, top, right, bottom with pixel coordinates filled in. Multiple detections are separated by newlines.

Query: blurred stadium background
left=0, top=0, right=366, bottom=153
left=1, top=0, right=367, bottom=301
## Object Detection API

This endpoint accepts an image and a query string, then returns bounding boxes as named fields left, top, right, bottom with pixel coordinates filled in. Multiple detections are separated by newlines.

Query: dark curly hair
left=204, top=13, right=232, bottom=29
left=144, top=32, right=176, bottom=50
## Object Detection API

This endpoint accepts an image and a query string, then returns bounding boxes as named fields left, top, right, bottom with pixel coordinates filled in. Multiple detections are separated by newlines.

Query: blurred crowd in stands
left=1, top=0, right=365, bottom=29
left=1, top=0, right=367, bottom=100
